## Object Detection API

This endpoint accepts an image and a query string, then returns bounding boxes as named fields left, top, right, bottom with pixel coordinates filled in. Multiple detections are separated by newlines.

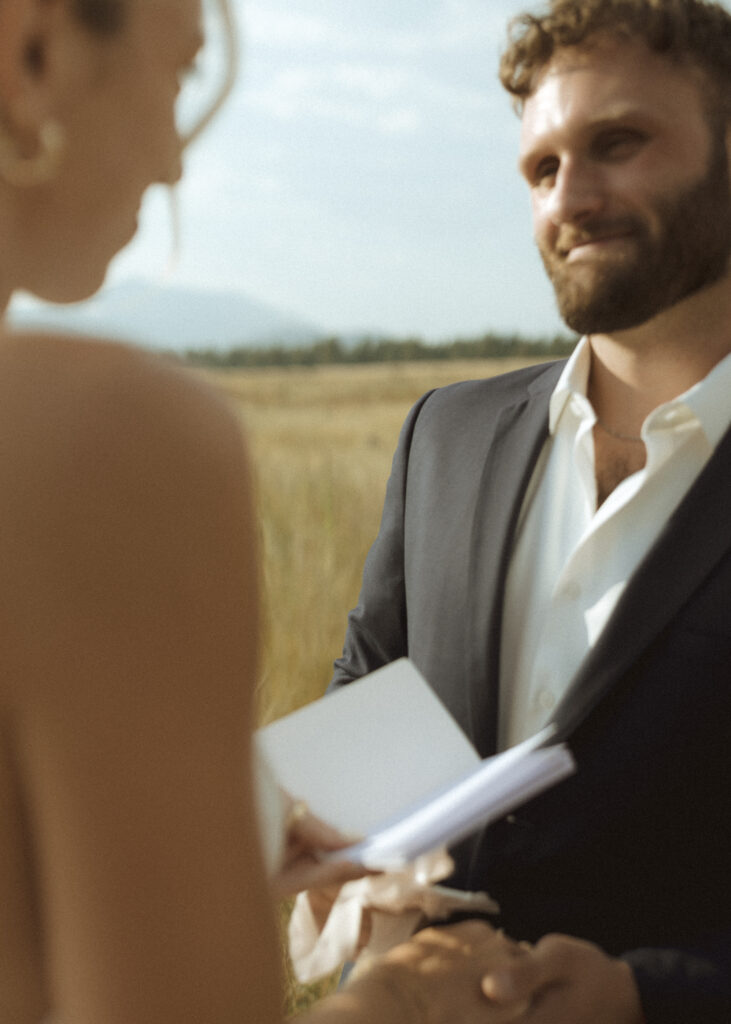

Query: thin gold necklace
left=595, top=418, right=644, bottom=443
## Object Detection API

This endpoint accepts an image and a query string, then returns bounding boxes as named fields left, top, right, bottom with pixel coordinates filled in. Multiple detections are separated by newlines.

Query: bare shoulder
left=0, top=331, right=255, bottom=541
left=0, top=330, right=246, bottom=469
left=0, top=339, right=278, bottom=1022
left=0, top=331, right=258, bottom=709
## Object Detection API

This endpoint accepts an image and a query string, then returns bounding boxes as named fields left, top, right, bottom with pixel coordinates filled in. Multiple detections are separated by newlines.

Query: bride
left=0, top=1, right=523, bottom=1022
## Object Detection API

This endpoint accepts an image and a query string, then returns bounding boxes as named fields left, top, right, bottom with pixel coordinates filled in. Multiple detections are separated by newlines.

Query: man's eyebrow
left=584, top=106, right=657, bottom=129
left=519, top=107, right=657, bottom=168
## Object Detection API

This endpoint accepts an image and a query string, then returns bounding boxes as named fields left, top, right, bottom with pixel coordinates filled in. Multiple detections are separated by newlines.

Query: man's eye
left=595, top=130, right=647, bottom=160
left=533, top=158, right=559, bottom=186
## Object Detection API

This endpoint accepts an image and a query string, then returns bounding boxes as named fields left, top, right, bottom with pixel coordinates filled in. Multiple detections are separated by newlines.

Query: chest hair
left=593, top=431, right=647, bottom=507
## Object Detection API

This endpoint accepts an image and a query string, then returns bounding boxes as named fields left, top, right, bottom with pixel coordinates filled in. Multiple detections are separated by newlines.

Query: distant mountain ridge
left=7, top=280, right=325, bottom=351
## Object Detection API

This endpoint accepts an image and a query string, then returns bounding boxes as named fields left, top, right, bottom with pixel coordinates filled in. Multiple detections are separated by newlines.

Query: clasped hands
left=350, top=923, right=645, bottom=1024
left=273, top=801, right=644, bottom=1024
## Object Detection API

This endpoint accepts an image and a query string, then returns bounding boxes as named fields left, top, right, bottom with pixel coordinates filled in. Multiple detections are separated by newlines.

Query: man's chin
left=551, top=268, right=657, bottom=334
left=557, top=298, right=655, bottom=336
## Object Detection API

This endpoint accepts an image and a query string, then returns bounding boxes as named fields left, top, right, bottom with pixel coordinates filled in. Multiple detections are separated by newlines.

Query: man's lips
left=557, top=224, right=639, bottom=260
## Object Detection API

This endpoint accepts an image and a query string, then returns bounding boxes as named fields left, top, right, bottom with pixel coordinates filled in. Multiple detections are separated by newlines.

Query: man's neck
left=584, top=271, right=731, bottom=507
left=587, top=271, right=731, bottom=434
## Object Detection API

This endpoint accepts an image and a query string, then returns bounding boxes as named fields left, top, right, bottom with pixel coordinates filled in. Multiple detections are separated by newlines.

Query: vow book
left=256, top=658, right=575, bottom=870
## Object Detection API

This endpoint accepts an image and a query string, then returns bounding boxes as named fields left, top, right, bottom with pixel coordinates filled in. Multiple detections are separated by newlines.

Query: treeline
left=183, top=332, right=577, bottom=369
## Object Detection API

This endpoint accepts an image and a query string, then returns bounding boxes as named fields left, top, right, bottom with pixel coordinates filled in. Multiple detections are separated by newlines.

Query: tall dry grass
left=203, top=359, right=543, bottom=723
left=199, top=357, right=547, bottom=1013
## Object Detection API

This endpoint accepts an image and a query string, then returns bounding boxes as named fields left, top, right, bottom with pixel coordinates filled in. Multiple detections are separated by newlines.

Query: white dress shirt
left=499, top=338, right=731, bottom=750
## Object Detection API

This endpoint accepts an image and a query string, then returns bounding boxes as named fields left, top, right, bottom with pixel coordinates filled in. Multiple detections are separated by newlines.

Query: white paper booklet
left=257, top=658, right=575, bottom=870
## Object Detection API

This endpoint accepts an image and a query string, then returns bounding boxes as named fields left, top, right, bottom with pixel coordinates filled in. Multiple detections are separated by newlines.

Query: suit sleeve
left=329, top=390, right=435, bottom=690
left=624, top=932, right=731, bottom=1023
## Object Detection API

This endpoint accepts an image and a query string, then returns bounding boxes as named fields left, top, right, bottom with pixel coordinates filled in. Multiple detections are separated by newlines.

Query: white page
left=335, top=737, right=575, bottom=869
left=256, top=659, right=481, bottom=836
left=258, top=658, right=575, bottom=866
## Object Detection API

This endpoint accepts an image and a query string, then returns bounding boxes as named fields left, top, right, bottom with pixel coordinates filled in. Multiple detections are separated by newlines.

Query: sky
left=16, top=0, right=571, bottom=343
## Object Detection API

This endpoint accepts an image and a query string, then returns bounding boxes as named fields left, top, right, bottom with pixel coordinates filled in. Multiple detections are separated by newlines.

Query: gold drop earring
left=0, top=120, right=65, bottom=188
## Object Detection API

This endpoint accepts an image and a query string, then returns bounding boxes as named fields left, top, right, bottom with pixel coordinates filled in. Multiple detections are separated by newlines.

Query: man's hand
left=481, top=933, right=644, bottom=1023
left=348, top=921, right=531, bottom=1024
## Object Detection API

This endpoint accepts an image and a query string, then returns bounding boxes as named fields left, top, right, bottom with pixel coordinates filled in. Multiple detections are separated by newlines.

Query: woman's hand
left=272, top=800, right=366, bottom=899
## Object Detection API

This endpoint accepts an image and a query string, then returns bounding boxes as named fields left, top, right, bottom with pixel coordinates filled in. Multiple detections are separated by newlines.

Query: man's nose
left=545, top=158, right=604, bottom=227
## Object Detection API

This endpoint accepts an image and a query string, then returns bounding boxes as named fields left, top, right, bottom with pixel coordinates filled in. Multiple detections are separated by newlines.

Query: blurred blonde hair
left=183, top=0, right=239, bottom=148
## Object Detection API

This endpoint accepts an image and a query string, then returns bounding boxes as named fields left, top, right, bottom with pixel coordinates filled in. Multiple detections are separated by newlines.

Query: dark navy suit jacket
left=330, top=360, right=731, bottom=1023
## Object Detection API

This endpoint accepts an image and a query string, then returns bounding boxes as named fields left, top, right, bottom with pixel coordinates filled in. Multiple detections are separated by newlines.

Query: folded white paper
left=257, top=658, right=575, bottom=870
left=257, top=659, right=480, bottom=837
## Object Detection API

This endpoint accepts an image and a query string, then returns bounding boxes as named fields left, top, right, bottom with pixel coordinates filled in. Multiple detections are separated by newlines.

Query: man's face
left=519, top=38, right=731, bottom=335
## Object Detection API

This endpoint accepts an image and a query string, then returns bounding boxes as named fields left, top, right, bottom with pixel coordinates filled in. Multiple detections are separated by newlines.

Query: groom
left=329, top=0, right=731, bottom=1020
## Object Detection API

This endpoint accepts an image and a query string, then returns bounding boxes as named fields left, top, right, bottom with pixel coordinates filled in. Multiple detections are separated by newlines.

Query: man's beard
left=538, top=129, right=731, bottom=335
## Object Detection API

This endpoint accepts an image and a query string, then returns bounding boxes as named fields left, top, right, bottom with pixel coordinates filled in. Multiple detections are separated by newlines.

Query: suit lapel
left=552, top=423, right=731, bottom=740
left=467, top=363, right=563, bottom=755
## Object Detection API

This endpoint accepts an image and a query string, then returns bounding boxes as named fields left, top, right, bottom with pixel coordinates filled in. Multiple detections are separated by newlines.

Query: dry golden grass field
left=199, top=356, right=548, bottom=1014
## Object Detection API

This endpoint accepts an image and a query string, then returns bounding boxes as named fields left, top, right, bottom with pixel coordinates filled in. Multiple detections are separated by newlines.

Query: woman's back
left=0, top=334, right=283, bottom=1023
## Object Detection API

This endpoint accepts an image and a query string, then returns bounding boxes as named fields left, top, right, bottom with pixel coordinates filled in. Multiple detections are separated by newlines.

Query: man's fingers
left=481, top=939, right=550, bottom=1005
left=481, top=934, right=606, bottom=1008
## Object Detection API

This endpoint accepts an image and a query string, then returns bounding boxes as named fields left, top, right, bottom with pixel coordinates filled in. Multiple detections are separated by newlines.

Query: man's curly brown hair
left=500, top=0, right=731, bottom=115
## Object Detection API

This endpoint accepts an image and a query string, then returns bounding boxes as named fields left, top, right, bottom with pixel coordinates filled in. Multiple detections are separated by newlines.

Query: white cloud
left=332, top=64, right=410, bottom=101
left=241, top=59, right=493, bottom=144
left=377, top=108, right=423, bottom=136
left=241, top=6, right=347, bottom=51
left=241, top=0, right=516, bottom=58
